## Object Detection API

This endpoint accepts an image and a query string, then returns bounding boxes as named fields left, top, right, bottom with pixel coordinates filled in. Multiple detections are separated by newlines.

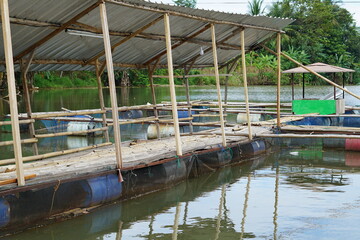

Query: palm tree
left=248, top=0, right=265, bottom=15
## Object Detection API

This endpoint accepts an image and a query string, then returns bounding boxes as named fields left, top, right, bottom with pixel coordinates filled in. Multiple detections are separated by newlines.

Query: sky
left=155, top=0, right=360, bottom=26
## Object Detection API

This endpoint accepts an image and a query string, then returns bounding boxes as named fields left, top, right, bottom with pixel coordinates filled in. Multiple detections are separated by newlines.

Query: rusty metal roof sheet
left=283, top=62, right=355, bottom=73
left=0, top=0, right=294, bottom=72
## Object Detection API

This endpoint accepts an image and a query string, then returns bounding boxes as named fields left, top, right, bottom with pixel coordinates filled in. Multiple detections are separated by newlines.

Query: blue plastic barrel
left=81, top=174, right=122, bottom=207
left=0, top=198, right=10, bottom=228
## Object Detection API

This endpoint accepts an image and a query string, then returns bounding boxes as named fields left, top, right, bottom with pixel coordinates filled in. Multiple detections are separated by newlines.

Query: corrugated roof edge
left=106, top=0, right=295, bottom=32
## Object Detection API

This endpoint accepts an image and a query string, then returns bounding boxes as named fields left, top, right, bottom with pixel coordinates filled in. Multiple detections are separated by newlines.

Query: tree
left=173, top=0, right=196, bottom=8
left=267, top=0, right=360, bottom=66
left=248, top=0, right=265, bottom=16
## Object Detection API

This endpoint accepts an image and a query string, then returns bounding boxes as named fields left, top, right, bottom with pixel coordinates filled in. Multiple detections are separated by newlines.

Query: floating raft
left=0, top=126, right=271, bottom=189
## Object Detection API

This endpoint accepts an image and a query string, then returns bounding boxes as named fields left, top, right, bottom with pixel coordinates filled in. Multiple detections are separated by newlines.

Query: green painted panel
left=292, top=100, right=336, bottom=115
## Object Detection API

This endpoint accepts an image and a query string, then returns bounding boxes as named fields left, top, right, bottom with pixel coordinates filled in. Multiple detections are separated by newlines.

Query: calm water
left=2, top=85, right=360, bottom=239
left=4, top=147, right=360, bottom=240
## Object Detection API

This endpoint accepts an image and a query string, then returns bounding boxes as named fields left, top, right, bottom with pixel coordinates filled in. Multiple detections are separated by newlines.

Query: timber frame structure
left=0, top=0, right=297, bottom=186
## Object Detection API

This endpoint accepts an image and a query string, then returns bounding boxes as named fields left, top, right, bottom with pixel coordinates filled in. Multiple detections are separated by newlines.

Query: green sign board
left=292, top=100, right=336, bottom=115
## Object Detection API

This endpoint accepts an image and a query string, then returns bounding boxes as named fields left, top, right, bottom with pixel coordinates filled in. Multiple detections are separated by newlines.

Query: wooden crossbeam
left=145, top=23, right=211, bottom=65
left=8, top=17, right=240, bottom=51
left=86, top=15, right=164, bottom=64
left=180, top=27, right=243, bottom=67
left=14, top=2, right=100, bottom=61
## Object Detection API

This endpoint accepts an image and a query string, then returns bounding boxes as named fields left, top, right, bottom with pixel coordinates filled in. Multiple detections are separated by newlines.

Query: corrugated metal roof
left=0, top=0, right=294, bottom=72
left=283, top=63, right=355, bottom=73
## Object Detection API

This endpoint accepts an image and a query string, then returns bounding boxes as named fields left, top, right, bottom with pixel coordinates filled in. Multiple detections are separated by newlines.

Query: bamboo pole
left=0, top=138, right=38, bottom=147
left=1, top=0, right=25, bottom=186
left=95, top=59, right=110, bottom=142
left=35, top=127, right=108, bottom=138
left=0, top=174, right=36, bottom=186
left=148, top=64, right=161, bottom=139
left=241, top=30, right=253, bottom=140
left=211, top=24, right=227, bottom=147
left=262, top=44, right=360, bottom=101
left=0, top=119, right=34, bottom=126
left=100, top=2, right=123, bottom=169
left=184, top=66, right=194, bottom=134
left=276, top=33, right=281, bottom=128
left=20, top=52, right=39, bottom=155
left=0, top=142, right=112, bottom=166
left=164, top=13, right=182, bottom=156
left=14, top=2, right=100, bottom=61
left=29, top=109, right=106, bottom=119
left=87, top=15, right=164, bottom=64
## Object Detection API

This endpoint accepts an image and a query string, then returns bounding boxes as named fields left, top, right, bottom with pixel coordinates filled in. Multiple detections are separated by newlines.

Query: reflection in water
left=273, top=166, right=279, bottom=240
left=172, top=203, right=181, bottom=240
left=5, top=148, right=360, bottom=239
left=240, top=174, right=251, bottom=240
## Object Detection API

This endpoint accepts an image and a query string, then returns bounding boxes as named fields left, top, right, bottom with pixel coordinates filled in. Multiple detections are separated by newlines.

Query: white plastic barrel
left=147, top=124, right=174, bottom=139
left=236, top=113, right=261, bottom=124
left=67, top=121, right=102, bottom=136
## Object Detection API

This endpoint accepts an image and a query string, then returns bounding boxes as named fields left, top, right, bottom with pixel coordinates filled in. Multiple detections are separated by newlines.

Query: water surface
left=4, top=147, right=360, bottom=240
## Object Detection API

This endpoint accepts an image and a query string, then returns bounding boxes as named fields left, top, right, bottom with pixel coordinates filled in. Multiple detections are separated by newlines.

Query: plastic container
left=80, top=174, right=122, bottom=208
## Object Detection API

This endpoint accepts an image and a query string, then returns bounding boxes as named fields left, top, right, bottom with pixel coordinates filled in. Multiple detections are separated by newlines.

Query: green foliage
left=34, top=71, right=97, bottom=88
left=268, top=0, right=360, bottom=66
left=173, top=0, right=196, bottom=8
left=248, top=0, right=265, bottom=15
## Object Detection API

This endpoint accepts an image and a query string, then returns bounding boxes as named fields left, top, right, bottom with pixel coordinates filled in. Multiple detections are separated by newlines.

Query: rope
left=49, top=179, right=61, bottom=214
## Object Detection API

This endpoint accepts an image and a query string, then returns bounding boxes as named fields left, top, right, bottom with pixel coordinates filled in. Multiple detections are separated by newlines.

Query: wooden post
left=224, top=65, right=229, bottom=121
left=148, top=64, right=160, bottom=139
left=240, top=30, right=253, bottom=140
left=1, top=0, right=25, bottom=186
left=20, top=52, right=38, bottom=155
left=276, top=33, right=281, bottom=128
left=333, top=73, right=336, bottom=100
left=291, top=73, right=294, bottom=101
left=343, top=72, right=345, bottom=99
left=95, top=59, right=110, bottom=142
left=184, top=66, right=193, bottom=134
left=211, top=24, right=227, bottom=147
left=100, top=2, right=123, bottom=168
left=302, top=73, right=305, bottom=99
left=164, top=13, right=182, bottom=156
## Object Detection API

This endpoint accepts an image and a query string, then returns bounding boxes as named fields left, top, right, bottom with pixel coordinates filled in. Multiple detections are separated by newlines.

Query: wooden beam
left=95, top=59, right=110, bottom=142
left=164, top=13, right=182, bottom=156
left=14, top=1, right=100, bottom=61
left=86, top=15, right=164, bottom=64
left=20, top=50, right=39, bottom=155
left=7, top=16, right=241, bottom=50
left=180, top=27, right=243, bottom=67
left=100, top=2, right=123, bottom=169
left=276, top=33, right=281, bottom=128
left=211, top=24, right=227, bottom=147
left=148, top=58, right=161, bottom=139
left=1, top=0, right=25, bottom=186
left=241, top=30, right=253, bottom=140
left=152, top=74, right=232, bottom=78
left=183, top=65, right=193, bottom=134
left=106, top=0, right=285, bottom=33
left=145, top=23, right=211, bottom=65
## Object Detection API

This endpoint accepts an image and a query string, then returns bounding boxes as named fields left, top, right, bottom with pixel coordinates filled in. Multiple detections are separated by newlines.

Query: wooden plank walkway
left=0, top=126, right=272, bottom=189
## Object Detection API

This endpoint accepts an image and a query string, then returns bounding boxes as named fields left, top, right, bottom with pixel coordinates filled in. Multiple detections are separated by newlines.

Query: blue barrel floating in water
left=80, top=174, right=122, bottom=208
left=288, top=117, right=331, bottom=126
left=343, top=117, right=360, bottom=127
left=0, top=198, right=10, bottom=228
